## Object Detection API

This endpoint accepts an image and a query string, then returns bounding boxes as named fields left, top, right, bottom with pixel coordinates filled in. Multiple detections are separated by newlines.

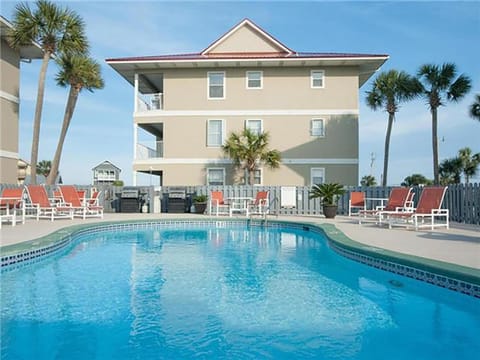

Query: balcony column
left=133, top=123, right=138, bottom=160
left=133, top=123, right=138, bottom=186
left=133, top=73, right=139, bottom=186
left=134, top=73, right=139, bottom=112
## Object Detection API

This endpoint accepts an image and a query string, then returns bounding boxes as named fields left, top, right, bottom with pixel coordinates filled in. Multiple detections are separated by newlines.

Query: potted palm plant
left=193, top=194, right=208, bottom=214
left=309, top=183, right=346, bottom=219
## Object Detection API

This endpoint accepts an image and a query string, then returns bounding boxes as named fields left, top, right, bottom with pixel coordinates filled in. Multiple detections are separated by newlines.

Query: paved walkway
left=1, top=213, right=479, bottom=269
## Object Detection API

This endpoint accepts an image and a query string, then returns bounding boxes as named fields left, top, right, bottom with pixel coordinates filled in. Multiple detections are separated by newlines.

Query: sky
left=1, top=0, right=479, bottom=186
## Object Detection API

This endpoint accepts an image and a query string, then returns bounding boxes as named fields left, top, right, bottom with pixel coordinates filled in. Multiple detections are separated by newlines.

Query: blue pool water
left=1, top=224, right=479, bottom=359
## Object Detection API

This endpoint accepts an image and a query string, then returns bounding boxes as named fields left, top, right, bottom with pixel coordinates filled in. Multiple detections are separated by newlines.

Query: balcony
left=94, top=174, right=116, bottom=181
left=136, top=141, right=164, bottom=160
left=135, top=72, right=164, bottom=113
left=137, top=93, right=163, bottom=112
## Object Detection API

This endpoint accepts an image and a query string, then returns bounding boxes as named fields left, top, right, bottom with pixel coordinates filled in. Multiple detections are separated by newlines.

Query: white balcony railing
left=136, top=141, right=164, bottom=160
left=136, top=93, right=163, bottom=112
left=94, top=174, right=116, bottom=181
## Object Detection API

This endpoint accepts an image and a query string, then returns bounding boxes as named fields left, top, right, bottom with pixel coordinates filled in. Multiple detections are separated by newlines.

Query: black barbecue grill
left=167, top=187, right=187, bottom=213
left=120, top=187, right=141, bottom=212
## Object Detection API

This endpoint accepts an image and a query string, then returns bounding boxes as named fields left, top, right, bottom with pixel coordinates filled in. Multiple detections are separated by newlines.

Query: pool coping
left=1, top=218, right=479, bottom=297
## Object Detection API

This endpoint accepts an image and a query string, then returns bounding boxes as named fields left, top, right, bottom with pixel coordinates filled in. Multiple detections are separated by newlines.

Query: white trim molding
left=206, top=167, right=226, bottom=186
left=207, top=71, right=226, bottom=100
left=246, top=70, right=263, bottom=89
left=134, top=158, right=358, bottom=165
left=0, top=150, right=19, bottom=160
left=311, top=69, right=325, bottom=88
left=0, top=91, right=19, bottom=103
left=135, top=109, right=359, bottom=117
left=283, top=158, right=358, bottom=165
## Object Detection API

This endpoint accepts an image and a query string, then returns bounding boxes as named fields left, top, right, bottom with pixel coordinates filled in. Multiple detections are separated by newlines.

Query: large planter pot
left=322, top=204, right=338, bottom=219
left=194, top=202, right=207, bottom=214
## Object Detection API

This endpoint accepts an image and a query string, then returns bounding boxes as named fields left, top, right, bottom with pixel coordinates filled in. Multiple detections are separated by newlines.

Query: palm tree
left=470, top=94, right=480, bottom=121
left=416, top=63, right=472, bottom=184
left=36, top=160, right=52, bottom=178
left=439, top=158, right=463, bottom=185
left=46, top=55, right=104, bottom=185
left=360, top=175, right=377, bottom=187
left=9, top=0, right=88, bottom=184
left=458, top=147, right=480, bottom=184
left=365, top=70, right=421, bottom=186
left=222, top=129, right=281, bottom=185
left=401, top=174, right=432, bottom=187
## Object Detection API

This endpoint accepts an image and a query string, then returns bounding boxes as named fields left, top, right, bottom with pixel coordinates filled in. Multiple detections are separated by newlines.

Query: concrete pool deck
left=1, top=213, right=479, bottom=269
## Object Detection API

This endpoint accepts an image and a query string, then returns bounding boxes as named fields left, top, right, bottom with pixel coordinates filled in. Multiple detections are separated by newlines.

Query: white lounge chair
left=0, top=188, right=25, bottom=228
left=25, top=185, right=74, bottom=221
left=386, top=186, right=449, bottom=230
left=59, top=185, right=103, bottom=219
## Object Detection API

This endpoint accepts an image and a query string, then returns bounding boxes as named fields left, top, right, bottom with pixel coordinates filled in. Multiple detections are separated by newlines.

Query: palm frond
left=222, top=129, right=281, bottom=184
left=55, top=54, right=104, bottom=92
left=448, top=74, right=472, bottom=102
left=470, top=94, right=480, bottom=120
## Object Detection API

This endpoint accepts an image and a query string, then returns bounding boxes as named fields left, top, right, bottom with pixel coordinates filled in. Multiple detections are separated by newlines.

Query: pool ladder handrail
left=248, top=196, right=279, bottom=225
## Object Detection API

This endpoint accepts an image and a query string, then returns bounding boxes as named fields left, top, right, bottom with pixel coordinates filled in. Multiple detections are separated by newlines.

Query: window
left=207, top=119, right=224, bottom=147
left=208, top=71, right=225, bottom=99
left=246, top=71, right=262, bottom=89
left=253, top=169, right=262, bottom=185
left=245, top=119, right=263, bottom=135
left=242, top=168, right=262, bottom=185
left=311, top=168, right=325, bottom=185
left=95, top=169, right=115, bottom=181
left=311, top=119, right=325, bottom=137
left=311, top=70, right=325, bottom=88
left=207, top=168, right=225, bottom=186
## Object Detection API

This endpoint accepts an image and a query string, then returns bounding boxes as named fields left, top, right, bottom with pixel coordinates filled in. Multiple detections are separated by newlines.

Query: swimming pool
left=1, top=220, right=479, bottom=359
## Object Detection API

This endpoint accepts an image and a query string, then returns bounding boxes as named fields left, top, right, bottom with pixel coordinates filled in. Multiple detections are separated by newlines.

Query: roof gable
left=92, top=160, right=121, bottom=172
left=201, top=19, right=294, bottom=55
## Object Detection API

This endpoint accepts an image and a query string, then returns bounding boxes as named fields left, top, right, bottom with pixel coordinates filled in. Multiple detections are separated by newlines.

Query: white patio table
left=365, top=197, right=389, bottom=210
left=227, top=197, right=253, bottom=217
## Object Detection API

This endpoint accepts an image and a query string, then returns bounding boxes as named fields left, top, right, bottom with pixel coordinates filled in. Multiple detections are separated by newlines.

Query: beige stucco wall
left=0, top=39, right=20, bottom=95
left=134, top=65, right=360, bottom=186
left=0, top=39, right=20, bottom=184
left=264, top=164, right=358, bottom=186
left=209, top=24, right=283, bottom=53
left=133, top=163, right=357, bottom=186
left=134, top=163, right=237, bottom=186
left=1, top=98, right=19, bottom=152
left=160, top=66, right=358, bottom=110
left=0, top=158, right=19, bottom=184
left=136, top=113, right=358, bottom=160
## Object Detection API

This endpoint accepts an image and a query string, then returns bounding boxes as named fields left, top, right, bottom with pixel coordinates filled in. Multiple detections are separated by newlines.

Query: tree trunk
left=46, top=86, right=79, bottom=185
left=432, top=107, right=439, bottom=185
left=382, top=112, right=394, bottom=187
left=249, top=168, right=255, bottom=185
left=30, top=51, right=51, bottom=184
left=247, top=162, right=256, bottom=185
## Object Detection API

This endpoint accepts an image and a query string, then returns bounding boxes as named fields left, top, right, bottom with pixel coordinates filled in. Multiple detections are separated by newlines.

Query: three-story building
left=106, top=19, right=388, bottom=186
left=0, top=16, right=43, bottom=184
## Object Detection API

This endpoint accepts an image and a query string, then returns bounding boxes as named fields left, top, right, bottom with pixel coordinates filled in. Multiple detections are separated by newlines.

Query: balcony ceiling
left=0, top=17, right=43, bottom=59
left=138, top=73, right=163, bottom=94
left=139, top=123, right=163, bottom=137
left=108, top=56, right=388, bottom=88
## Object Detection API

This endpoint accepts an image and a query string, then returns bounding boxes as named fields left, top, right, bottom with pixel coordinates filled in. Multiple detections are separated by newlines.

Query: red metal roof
left=106, top=51, right=388, bottom=63
left=105, top=18, right=388, bottom=63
